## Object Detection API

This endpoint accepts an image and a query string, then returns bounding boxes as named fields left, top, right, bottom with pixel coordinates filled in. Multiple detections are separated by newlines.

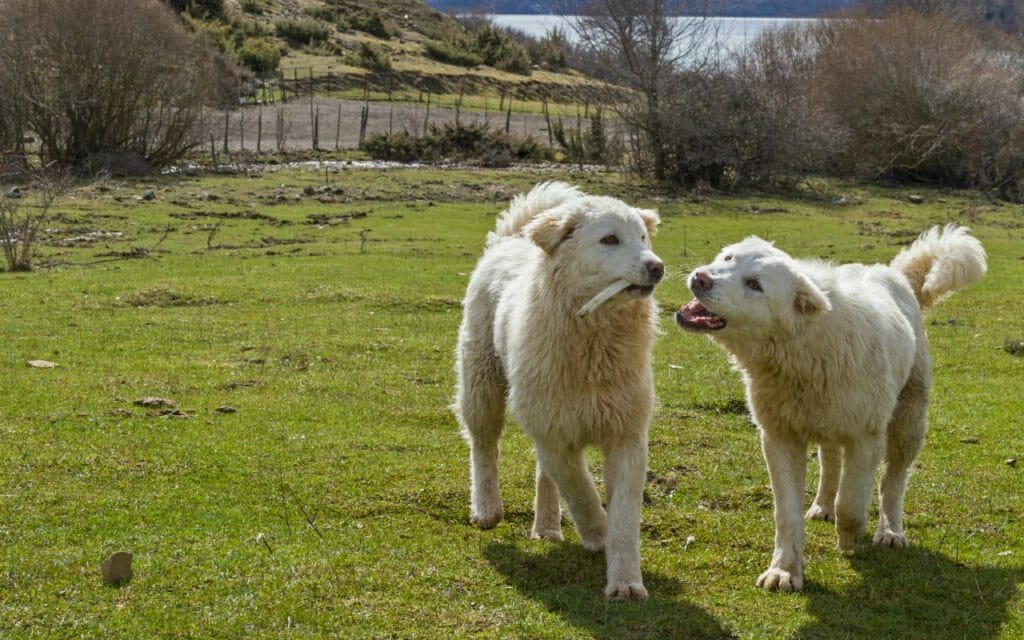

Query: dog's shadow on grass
left=795, top=546, right=1024, bottom=639
left=484, top=541, right=734, bottom=640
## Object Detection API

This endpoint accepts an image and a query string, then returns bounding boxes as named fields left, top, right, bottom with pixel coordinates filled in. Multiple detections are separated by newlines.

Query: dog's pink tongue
left=676, top=298, right=726, bottom=330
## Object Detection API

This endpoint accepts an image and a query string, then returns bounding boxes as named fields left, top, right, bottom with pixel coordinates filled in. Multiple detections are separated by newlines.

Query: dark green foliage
left=423, top=40, right=484, bottom=67
left=474, top=26, right=531, bottom=74
left=274, top=18, right=331, bottom=46
left=551, top=109, right=608, bottom=167
left=424, top=26, right=531, bottom=75
left=238, top=0, right=264, bottom=14
left=237, top=37, right=281, bottom=73
left=361, top=123, right=553, bottom=165
left=352, top=12, right=393, bottom=39
left=166, top=0, right=224, bottom=18
left=355, top=42, right=392, bottom=72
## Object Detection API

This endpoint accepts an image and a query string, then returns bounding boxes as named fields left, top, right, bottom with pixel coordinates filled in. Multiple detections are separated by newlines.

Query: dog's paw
left=756, top=568, right=803, bottom=592
left=470, top=504, right=503, bottom=530
left=580, top=534, right=605, bottom=552
left=873, top=529, right=909, bottom=548
left=605, top=580, right=648, bottom=600
left=529, top=527, right=563, bottom=542
left=805, top=504, right=835, bottom=522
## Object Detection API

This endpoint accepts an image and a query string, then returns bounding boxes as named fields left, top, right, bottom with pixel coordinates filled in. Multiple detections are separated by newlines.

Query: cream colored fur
left=676, top=225, right=986, bottom=592
left=453, top=181, right=664, bottom=599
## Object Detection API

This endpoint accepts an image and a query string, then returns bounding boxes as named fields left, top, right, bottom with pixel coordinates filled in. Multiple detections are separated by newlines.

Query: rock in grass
left=101, top=551, right=133, bottom=586
left=1008, top=458, right=1018, bottom=468
left=27, top=360, right=57, bottom=368
left=215, top=405, right=237, bottom=414
left=134, top=397, right=176, bottom=409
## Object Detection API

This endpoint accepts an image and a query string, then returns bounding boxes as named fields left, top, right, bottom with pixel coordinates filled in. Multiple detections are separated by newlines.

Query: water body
left=492, top=15, right=814, bottom=54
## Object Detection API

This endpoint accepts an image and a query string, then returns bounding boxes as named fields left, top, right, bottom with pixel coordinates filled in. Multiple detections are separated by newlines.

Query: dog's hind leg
left=455, top=348, right=507, bottom=530
left=875, top=370, right=928, bottom=547
left=530, top=463, right=563, bottom=540
left=806, top=445, right=840, bottom=522
left=534, top=444, right=606, bottom=551
left=836, top=435, right=885, bottom=550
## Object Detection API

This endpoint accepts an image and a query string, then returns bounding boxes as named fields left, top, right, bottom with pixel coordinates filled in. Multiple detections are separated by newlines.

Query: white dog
left=452, top=181, right=664, bottom=598
left=675, top=225, right=986, bottom=591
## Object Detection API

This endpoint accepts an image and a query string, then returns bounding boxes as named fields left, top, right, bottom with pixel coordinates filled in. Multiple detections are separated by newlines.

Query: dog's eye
left=745, top=279, right=763, bottom=292
left=600, top=235, right=619, bottom=246
left=724, top=254, right=733, bottom=261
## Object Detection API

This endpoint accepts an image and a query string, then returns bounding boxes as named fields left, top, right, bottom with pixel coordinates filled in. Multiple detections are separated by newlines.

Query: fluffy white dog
left=675, top=225, right=986, bottom=591
left=453, top=181, right=664, bottom=598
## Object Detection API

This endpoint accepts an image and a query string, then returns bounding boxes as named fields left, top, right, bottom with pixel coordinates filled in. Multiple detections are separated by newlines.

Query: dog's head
left=675, top=236, right=831, bottom=338
left=523, top=194, right=664, bottom=302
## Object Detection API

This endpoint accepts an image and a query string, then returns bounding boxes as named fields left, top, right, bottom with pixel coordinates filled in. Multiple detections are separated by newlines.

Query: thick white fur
left=453, top=181, right=663, bottom=599
left=677, top=225, right=986, bottom=592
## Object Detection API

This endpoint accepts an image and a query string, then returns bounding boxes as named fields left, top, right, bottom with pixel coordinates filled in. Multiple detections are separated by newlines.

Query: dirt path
left=202, top=97, right=558, bottom=153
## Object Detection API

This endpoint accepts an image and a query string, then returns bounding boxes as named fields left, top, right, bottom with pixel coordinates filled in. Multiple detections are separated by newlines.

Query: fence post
left=313, top=106, right=320, bottom=151
left=257, top=104, right=263, bottom=154
left=335, top=103, right=342, bottom=150
left=423, top=92, right=431, bottom=136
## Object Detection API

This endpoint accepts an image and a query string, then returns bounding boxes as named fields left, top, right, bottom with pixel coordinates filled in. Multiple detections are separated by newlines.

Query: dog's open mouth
left=675, top=298, right=726, bottom=331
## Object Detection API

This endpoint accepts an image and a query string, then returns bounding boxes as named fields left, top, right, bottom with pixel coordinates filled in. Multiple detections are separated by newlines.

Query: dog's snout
left=646, top=259, right=665, bottom=282
left=691, top=271, right=713, bottom=292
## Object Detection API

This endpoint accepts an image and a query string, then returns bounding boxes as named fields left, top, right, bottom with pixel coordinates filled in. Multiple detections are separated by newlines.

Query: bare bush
left=0, top=171, right=70, bottom=272
left=815, top=11, right=1024, bottom=191
left=0, top=0, right=230, bottom=171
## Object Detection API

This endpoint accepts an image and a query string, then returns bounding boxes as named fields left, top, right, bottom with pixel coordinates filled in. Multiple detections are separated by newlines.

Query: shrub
left=166, top=0, right=224, bottom=18
left=274, top=18, right=331, bottom=46
left=353, top=12, right=393, bottom=39
left=238, top=0, right=264, bottom=15
left=361, top=123, right=553, bottom=165
left=303, top=6, right=337, bottom=22
left=423, top=40, right=484, bottom=67
left=354, top=42, right=392, bottom=72
left=237, top=37, right=281, bottom=73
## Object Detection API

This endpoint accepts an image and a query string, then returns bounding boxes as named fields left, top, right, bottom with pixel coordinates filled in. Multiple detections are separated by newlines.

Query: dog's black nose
left=691, top=271, right=713, bottom=292
left=646, top=260, right=665, bottom=282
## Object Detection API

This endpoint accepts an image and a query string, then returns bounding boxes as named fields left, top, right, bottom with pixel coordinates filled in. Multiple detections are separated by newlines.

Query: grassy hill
left=190, top=0, right=609, bottom=105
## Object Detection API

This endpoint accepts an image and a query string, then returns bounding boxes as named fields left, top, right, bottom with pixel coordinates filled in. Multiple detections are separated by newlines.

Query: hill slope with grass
left=188, top=0, right=607, bottom=103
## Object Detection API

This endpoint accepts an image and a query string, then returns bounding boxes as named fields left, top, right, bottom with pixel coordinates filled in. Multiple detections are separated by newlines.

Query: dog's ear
left=638, top=208, right=660, bottom=236
left=526, top=209, right=581, bottom=254
left=793, top=272, right=831, bottom=318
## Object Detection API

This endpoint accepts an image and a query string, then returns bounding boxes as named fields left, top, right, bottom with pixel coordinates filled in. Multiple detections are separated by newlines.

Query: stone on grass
left=27, top=360, right=57, bottom=368
left=101, top=551, right=133, bottom=586
left=134, top=395, right=178, bottom=409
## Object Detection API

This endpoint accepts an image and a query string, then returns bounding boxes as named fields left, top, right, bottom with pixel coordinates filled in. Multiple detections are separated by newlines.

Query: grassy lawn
left=0, top=166, right=1021, bottom=638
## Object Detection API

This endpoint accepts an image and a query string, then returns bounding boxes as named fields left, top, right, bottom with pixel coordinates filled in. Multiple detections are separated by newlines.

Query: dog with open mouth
left=676, top=225, right=986, bottom=591
left=452, top=181, right=664, bottom=598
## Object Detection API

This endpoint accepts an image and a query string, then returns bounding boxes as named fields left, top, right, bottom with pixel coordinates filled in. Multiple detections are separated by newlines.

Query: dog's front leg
left=602, top=437, right=648, bottom=599
left=758, top=429, right=807, bottom=592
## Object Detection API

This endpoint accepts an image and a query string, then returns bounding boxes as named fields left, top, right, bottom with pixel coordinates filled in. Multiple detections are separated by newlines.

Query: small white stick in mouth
left=576, top=279, right=632, bottom=317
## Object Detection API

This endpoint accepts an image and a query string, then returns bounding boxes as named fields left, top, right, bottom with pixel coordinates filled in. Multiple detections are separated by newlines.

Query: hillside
left=199, top=0, right=608, bottom=104
left=426, top=0, right=855, bottom=17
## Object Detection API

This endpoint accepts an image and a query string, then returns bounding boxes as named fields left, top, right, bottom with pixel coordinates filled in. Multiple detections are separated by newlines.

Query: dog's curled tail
left=487, top=181, right=583, bottom=246
left=890, top=224, right=987, bottom=311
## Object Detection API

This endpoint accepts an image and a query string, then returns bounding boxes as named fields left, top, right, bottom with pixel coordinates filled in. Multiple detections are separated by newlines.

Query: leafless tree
left=557, top=0, right=719, bottom=180
left=0, top=0, right=232, bottom=172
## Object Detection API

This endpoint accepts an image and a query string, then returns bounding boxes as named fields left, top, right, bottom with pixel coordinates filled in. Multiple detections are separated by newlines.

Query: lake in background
left=492, top=15, right=814, bottom=55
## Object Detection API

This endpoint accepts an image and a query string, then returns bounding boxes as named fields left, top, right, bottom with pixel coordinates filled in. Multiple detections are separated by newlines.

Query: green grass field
left=1, top=166, right=1021, bottom=638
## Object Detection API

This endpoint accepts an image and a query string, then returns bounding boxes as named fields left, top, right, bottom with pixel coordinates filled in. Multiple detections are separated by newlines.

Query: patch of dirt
left=121, top=285, right=224, bottom=307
